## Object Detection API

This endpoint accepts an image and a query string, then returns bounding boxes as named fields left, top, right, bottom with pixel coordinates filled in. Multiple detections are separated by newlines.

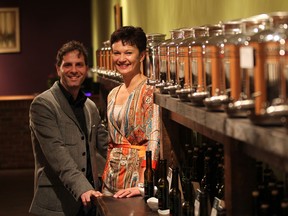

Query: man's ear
left=56, top=65, right=61, bottom=76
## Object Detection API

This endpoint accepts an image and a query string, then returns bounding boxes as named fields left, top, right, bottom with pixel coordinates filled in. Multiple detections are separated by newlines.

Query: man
left=29, top=40, right=107, bottom=216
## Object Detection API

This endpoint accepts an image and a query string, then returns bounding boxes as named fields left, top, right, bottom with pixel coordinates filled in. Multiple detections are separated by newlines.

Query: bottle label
left=168, top=167, right=172, bottom=190
left=211, top=197, right=225, bottom=216
left=194, top=200, right=200, bottom=216
left=240, top=46, right=254, bottom=69
left=194, top=189, right=201, bottom=216
left=157, top=184, right=169, bottom=210
left=144, top=181, right=154, bottom=201
left=210, top=208, right=217, bottom=216
left=192, top=181, right=200, bottom=197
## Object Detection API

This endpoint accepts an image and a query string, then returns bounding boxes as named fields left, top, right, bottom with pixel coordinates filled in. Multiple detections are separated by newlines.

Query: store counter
left=94, top=196, right=158, bottom=216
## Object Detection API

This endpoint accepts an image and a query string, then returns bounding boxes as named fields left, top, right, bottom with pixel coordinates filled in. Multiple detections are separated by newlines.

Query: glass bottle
left=281, top=199, right=288, bottom=216
left=200, top=156, right=212, bottom=202
left=157, top=159, right=169, bottom=210
left=191, top=147, right=200, bottom=193
left=182, top=178, right=195, bottom=216
left=259, top=203, right=270, bottom=216
left=215, top=163, right=225, bottom=201
left=169, top=167, right=182, bottom=216
left=252, top=190, right=261, bottom=216
left=144, top=150, right=154, bottom=202
left=198, top=189, right=210, bottom=216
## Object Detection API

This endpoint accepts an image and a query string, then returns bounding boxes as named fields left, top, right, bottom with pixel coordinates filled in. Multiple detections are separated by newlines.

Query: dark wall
left=0, top=0, right=92, bottom=95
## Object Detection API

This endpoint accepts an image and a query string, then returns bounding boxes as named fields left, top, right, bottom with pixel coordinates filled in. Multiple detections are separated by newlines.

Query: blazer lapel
left=50, top=81, right=79, bottom=126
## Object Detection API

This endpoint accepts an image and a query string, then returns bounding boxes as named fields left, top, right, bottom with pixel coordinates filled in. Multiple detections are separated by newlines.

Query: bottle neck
left=184, top=179, right=194, bottom=203
left=171, top=168, right=179, bottom=189
left=159, top=160, right=167, bottom=178
left=146, top=151, right=152, bottom=169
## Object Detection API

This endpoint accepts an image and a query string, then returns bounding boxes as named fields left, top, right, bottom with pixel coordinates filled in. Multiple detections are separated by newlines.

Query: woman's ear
left=140, top=51, right=146, bottom=62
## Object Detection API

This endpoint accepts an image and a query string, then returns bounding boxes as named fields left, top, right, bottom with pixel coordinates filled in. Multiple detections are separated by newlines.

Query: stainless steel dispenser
left=203, top=21, right=242, bottom=111
left=176, top=27, right=207, bottom=102
left=164, top=29, right=186, bottom=97
left=188, top=25, right=222, bottom=106
left=246, top=11, right=288, bottom=125
left=95, top=41, right=108, bottom=78
left=145, top=33, right=166, bottom=85
left=224, top=14, right=270, bottom=118
left=156, top=29, right=183, bottom=94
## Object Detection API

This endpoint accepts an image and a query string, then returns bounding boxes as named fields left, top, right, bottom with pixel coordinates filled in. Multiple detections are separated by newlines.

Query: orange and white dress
left=102, top=79, right=160, bottom=194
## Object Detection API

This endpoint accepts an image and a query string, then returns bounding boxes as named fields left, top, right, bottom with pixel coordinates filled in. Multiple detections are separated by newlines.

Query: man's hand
left=81, top=190, right=103, bottom=206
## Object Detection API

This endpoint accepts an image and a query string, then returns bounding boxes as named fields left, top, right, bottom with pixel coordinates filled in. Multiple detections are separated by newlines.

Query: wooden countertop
left=94, top=196, right=158, bottom=216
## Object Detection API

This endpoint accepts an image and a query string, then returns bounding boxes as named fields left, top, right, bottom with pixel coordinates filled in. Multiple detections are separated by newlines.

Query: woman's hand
left=113, top=187, right=141, bottom=198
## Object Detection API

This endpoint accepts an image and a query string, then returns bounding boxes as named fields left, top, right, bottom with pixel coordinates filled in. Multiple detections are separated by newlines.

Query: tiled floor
left=0, top=169, right=34, bottom=216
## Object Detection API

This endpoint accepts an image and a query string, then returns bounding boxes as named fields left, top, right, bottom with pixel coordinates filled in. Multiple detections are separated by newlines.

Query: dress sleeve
left=141, top=86, right=160, bottom=169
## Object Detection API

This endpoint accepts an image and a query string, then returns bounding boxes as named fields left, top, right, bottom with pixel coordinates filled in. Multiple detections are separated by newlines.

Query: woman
left=102, top=26, right=160, bottom=198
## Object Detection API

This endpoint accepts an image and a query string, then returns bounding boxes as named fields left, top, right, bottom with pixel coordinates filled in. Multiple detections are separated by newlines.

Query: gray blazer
left=29, top=81, right=107, bottom=216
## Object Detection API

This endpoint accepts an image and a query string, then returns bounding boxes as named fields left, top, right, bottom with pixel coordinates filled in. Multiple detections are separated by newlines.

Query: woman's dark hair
left=56, top=40, right=88, bottom=67
left=110, top=26, right=147, bottom=52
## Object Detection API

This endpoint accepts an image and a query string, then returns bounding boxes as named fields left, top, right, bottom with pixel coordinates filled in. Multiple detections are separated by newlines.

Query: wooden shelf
left=96, top=75, right=122, bottom=91
left=154, top=93, right=288, bottom=172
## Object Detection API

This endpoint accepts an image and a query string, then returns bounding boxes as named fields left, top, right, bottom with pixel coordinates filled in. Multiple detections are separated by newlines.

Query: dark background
left=0, top=0, right=92, bottom=95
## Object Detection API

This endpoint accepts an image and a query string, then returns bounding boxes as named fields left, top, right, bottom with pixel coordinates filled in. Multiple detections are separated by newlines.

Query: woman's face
left=111, top=41, right=145, bottom=77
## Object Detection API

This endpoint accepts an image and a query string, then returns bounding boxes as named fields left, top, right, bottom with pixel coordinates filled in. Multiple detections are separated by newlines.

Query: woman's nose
left=118, top=53, right=126, bottom=61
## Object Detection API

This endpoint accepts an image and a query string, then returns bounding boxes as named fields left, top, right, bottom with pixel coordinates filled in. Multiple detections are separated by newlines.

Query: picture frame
left=0, top=7, right=20, bottom=53
left=114, top=3, right=122, bottom=30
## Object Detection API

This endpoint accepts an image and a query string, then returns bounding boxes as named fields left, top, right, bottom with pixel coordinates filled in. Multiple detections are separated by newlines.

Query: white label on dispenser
left=240, top=46, right=254, bottom=69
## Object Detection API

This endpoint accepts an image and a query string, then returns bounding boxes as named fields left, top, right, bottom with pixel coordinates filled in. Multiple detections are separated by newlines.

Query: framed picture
left=114, top=3, right=122, bottom=30
left=0, top=7, right=20, bottom=53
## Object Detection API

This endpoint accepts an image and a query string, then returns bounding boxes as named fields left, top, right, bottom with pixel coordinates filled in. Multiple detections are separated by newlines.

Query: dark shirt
left=58, top=82, right=94, bottom=186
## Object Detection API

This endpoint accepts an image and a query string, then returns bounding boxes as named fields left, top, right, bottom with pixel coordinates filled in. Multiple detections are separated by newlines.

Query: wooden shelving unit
left=154, top=93, right=288, bottom=215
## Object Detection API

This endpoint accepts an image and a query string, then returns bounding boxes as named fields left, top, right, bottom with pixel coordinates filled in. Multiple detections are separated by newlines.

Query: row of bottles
left=143, top=127, right=288, bottom=216
left=251, top=162, right=288, bottom=216
left=144, top=130, right=226, bottom=215
left=95, top=11, right=288, bottom=127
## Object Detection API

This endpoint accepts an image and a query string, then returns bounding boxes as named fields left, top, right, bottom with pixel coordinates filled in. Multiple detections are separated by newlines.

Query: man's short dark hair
left=56, top=40, right=88, bottom=67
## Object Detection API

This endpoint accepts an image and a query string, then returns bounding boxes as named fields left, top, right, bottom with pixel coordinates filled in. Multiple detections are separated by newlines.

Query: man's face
left=56, top=50, right=88, bottom=93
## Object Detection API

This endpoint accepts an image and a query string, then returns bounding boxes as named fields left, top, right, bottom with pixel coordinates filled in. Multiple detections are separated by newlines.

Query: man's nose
left=71, top=64, right=77, bottom=71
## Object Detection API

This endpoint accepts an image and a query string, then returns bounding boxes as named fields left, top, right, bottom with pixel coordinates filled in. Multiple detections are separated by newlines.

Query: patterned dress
left=102, top=79, right=160, bottom=193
